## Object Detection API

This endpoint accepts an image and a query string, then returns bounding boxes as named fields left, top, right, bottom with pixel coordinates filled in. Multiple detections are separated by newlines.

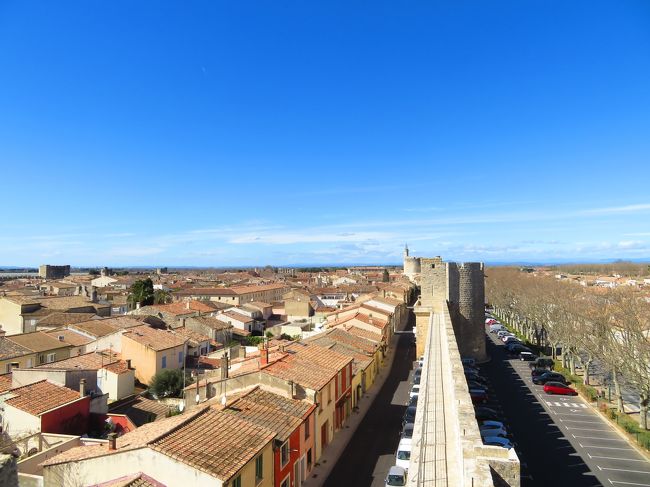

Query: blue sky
left=1, top=1, right=649, bottom=267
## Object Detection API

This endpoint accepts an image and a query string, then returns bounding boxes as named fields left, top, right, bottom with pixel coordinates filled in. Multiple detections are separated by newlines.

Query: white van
left=395, top=438, right=412, bottom=471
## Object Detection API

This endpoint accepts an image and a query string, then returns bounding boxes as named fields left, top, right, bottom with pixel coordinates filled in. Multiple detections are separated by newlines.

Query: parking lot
left=484, top=325, right=650, bottom=487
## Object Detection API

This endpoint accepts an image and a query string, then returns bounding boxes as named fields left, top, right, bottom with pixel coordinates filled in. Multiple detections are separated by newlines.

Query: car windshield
left=397, top=450, right=411, bottom=460
left=386, top=474, right=406, bottom=486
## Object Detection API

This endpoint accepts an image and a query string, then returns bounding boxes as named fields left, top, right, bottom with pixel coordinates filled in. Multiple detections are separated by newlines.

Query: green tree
left=153, top=289, right=172, bottom=304
left=149, top=369, right=188, bottom=398
left=382, top=269, right=390, bottom=282
left=128, top=278, right=154, bottom=309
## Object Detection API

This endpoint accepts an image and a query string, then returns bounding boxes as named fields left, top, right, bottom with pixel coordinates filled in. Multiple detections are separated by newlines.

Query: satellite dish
left=195, top=394, right=200, bottom=404
left=221, top=394, right=227, bottom=406
left=178, top=402, right=185, bottom=412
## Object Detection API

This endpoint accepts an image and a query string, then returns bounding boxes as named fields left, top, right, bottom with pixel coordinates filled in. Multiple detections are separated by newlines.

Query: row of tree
left=486, top=267, right=650, bottom=429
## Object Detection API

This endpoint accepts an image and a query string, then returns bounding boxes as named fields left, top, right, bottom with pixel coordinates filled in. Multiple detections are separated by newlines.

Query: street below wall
left=323, top=310, right=415, bottom=487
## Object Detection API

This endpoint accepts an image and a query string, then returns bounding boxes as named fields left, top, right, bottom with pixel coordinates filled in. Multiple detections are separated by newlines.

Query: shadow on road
left=482, top=337, right=602, bottom=487
left=323, top=313, right=415, bottom=487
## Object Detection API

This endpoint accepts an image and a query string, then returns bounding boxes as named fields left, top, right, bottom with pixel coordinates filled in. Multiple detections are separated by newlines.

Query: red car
left=470, top=389, right=489, bottom=404
left=543, top=381, right=577, bottom=396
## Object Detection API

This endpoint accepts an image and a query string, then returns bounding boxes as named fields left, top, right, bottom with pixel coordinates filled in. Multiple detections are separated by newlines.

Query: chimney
left=0, top=328, right=5, bottom=339
left=220, top=354, right=229, bottom=379
left=79, top=378, right=86, bottom=397
left=126, top=359, right=131, bottom=369
left=186, top=301, right=191, bottom=310
left=260, top=346, right=269, bottom=366
left=107, top=433, right=117, bottom=450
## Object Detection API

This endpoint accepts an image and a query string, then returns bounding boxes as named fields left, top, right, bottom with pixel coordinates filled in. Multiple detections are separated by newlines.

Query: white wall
left=3, top=405, right=40, bottom=438
left=43, top=448, right=222, bottom=487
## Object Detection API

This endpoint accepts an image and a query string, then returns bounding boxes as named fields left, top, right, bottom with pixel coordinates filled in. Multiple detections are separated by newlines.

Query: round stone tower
left=403, top=244, right=421, bottom=281
left=457, top=262, right=487, bottom=361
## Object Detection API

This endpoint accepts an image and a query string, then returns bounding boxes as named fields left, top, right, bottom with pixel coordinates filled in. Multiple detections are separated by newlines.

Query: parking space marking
left=608, top=480, right=650, bottom=486
left=572, top=434, right=628, bottom=442
left=553, top=412, right=594, bottom=418
left=559, top=418, right=603, bottom=424
left=579, top=444, right=636, bottom=451
left=567, top=427, right=612, bottom=432
left=598, top=465, right=650, bottom=475
left=545, top=401, right=588, bottom=408
left=588, top=453, right=649, bottom=463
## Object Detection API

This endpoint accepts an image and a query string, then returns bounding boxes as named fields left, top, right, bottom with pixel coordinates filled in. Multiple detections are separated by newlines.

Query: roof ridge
left=146, top=406, right=211, bottom=445
left=7, top=378, right=49, bottom=392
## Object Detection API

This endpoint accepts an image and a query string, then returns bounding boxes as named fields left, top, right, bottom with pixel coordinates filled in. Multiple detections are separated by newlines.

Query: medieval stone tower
left=407, top=252, right=487, bottom=362
left=403, top=244, right=421, bottom=281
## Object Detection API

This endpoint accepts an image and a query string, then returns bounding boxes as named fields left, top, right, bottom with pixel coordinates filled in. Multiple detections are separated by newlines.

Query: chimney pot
left=79, top=378, right=86, bottom=398
left=107, top=433, right=117, bottom=450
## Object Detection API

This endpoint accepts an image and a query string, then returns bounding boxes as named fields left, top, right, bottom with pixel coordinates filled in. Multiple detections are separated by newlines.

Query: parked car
left=497, top=331, right=513, bottom=339
left=470, top=389, right=489, bottom=404
left=506, top=343, right=530, bottom=354
left=409, top=385, right=420, bottom=399
left=403, top=406, right=417, bottom=426
left=531, top=368, right=549, bottom=378
left=480, top=420, right=506, bottom=429
left=413, top=368, right=422, bottom=382
left=489, top=324, right=505, bottom=333
left=532, top=371, right=567, bottom=385
left=519, top=351, right=537, bottom=361
left=483, top=436, right=514, bottom=449
left=416, top=356, right=424, bottom=367
left=502, top=336, right=522, bottom=344
left=480, top=425, right=508, bottom=438
left=401, top=423, right=414, bottom=440
left=464, top=365, right=480, bottom=375
left=385, top=465, right=407, bottom=487
left=461, top=358, right=476, bottom=367
left=395, top=438, right=412, bottom=471
left=407, top=395, right=418, bottom=408
left=485, top=318, right=497, bottom=325
left=465, top=372, right=488, bottom=385
left=529, top=357, right=555, bottom=370
left=475, top=406, right=500, bottom=421
left=467, top=380, right=488, bottom=391
left=544, top=381, right=578, bottom=395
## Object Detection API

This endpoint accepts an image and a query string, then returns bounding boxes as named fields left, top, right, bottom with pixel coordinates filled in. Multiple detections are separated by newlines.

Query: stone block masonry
left=407, top=254, right=487, bottom=362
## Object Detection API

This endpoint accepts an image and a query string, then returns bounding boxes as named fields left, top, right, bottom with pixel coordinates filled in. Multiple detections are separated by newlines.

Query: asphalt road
left=323, top=312, right=415, bottom=487
left=483, top=329, right=650, bottom=487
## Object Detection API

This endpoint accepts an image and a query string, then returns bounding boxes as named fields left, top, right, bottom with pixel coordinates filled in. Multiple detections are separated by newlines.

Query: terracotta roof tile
left=0, top=373, right=12, bottom=393
left=46, top=328, right=94, bottom=347
left=151, top=408, right=275, bottom=481
left=38, top=350, right=121, bottom=370
left=225, top=387, right=314, bottom=441
left=0, top=337, right=32, bottom=361
left=36, top=312, right=97, bottom=327
left=6, top=331, right=72, bottom=353
left=5, top=380, right=83, bottom=415
left=263, top=343, right=352, bottom=391
left=123, top=325, right=186, bottom=352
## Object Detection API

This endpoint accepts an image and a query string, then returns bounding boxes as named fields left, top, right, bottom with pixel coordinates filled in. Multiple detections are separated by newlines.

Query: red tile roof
left=123, top=325, right=186, bottom=352
left=225, top=387, right=314, bottom=441
left=150, top=407, right=275, bottom=481
left=263, top=343, right=352, bottom=391
left=5, top=380, right=83, bottom=415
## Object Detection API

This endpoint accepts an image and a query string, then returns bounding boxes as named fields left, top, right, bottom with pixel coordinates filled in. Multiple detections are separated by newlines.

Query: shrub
left=149, top=369, right=188, bottom=398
